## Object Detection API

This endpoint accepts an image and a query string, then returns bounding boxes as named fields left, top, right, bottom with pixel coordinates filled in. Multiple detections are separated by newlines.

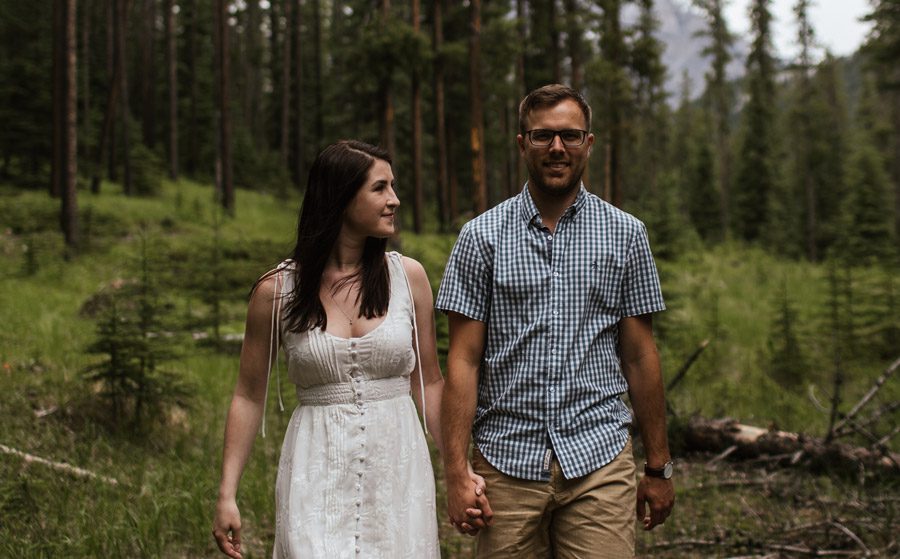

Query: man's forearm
left=442, top=359, right=479, bottom=480
left=626, top=351, right=671, bottom=466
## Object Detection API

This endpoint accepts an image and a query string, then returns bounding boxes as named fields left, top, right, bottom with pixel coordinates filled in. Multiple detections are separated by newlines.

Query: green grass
left=0, top=181, right=896, bottom=557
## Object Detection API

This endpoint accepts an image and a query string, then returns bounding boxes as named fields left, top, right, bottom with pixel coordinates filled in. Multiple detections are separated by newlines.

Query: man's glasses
left=525, top=129, right=589, bottom=147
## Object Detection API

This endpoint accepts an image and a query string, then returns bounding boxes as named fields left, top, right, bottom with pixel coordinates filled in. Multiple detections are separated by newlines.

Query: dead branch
left=0, top=442, right=119, bottom=486
left=829, top=520, right=870, bottom=555
left=836, top=401, right=900, bottom=437
left=763, top=543, right=859, bottom=557
left=831, top=356, right=900, bottom=436
left=667, top=338, right=710, bottom=393
left=683, top=417, right=900, bottom=474
left=682, top=476, right=777, bottom=492
left=646, top=538, right=722, bottom=551
left=874, top=424, right=900, bottom=449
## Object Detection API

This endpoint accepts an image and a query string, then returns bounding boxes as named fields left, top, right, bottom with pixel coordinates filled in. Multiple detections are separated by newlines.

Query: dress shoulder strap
left=259, top=260, right=291, bottom=438
left=390, top=251, right=428, bottom=435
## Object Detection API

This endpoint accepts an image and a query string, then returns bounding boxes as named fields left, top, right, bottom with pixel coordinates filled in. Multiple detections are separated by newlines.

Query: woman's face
left=342, top=158, right=399, bottom=239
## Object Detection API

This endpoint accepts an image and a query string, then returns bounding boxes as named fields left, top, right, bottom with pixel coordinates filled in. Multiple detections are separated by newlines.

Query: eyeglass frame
left=523, top=128, right=590, bottom=147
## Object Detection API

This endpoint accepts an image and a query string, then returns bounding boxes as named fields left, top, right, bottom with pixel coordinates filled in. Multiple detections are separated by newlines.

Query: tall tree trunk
left=433, top=0, right=449, bottom=231
left=269, top=0, right=281, bottom=150
left=215, top=0, right=234, bottom=212
left=106, top=0, right=117, bottom=181
left=312, top=0, right=323, bottom=149
left=243, top=0, right=262, bottom=143
left=448, top=115, right=459, bottom=223
left=165, top=0, right=178, bottom=179
left=469, top=0, right=487, bottom=215
left=55, top=0, right=79, bottom=248
left=185, top=0, right=199, bottom=174
left=378, top=0, right=395, bottom=158
left=565, top=0, right=582, bottom=89
left=894, top=92, right=900, bottom=240
left=293, top=0, right=303, bottom=186
left=280, top=0, right=292, bottom=167
left=52, top=0, right=64, bottom=198
left=411, top=0, right=423, bottom=232
left=514, top=0, right=527, bottom=188
left=550, top=0, right=560, bottom=83
left=140, top=0, right=157, bottom=148
left=503, top=99, right=516, bottom=199
left=115, top=0, right=132, bottom=195
left=81, top=0, right=91, bottom=165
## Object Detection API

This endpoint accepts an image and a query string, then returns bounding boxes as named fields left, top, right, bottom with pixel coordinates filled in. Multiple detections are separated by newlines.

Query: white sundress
left=271, top=252, right=440, bottom=559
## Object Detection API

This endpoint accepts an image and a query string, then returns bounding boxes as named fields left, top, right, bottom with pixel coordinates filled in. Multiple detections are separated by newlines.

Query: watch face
left=663, top=462, right=673, bottom=479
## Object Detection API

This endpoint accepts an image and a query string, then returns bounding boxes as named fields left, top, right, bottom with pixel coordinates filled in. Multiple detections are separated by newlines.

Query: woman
left=212, top=140, right=483, bottom=558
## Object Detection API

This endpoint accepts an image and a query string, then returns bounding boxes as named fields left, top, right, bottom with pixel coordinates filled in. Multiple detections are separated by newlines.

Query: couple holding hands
left=212, top=84, right=674, bottom=559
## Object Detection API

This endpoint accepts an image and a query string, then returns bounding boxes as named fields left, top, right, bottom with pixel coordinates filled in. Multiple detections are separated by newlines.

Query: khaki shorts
left=472, top=439, right=636, bottom=559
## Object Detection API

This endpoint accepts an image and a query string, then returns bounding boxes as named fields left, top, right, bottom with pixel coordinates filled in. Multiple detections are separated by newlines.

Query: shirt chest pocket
left=587, top=251, right=624, bottom=311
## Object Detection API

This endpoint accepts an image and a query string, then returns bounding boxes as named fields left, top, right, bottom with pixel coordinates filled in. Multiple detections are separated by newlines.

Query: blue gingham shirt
left=436, top=185, right=665, bottom=481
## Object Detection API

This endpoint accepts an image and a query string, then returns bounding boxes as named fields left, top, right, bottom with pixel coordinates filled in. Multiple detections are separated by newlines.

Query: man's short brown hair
left=518, top=84, right=592, bottom=134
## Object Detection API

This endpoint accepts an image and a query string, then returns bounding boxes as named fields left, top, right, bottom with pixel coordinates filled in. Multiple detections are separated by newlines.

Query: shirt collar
left=518, top=183, right=588, bottom=227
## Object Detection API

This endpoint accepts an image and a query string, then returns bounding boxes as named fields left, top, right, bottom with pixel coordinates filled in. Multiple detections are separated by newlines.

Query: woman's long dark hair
left=281, top=140, right=393, bottom=333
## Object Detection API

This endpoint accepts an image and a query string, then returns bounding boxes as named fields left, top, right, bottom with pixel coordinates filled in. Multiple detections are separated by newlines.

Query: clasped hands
left=446, top=462, right=494, bottom=536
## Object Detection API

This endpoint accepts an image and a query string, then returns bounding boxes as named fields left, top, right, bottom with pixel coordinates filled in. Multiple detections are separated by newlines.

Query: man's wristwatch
left=644, top=460, right=674, bottom=479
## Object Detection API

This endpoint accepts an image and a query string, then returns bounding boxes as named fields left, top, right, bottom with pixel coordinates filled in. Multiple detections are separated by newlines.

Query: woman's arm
left=402, top=256, right=488, bottom=533
left=212, top=275, right=280, bottom=559
left=402, top=256, right=446, bottom=455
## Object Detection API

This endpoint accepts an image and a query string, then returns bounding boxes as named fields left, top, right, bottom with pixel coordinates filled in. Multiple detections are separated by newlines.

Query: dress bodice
left=278, top=252, right=416, bottom=400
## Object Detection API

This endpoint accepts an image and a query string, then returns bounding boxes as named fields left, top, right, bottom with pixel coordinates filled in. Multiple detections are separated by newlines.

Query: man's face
left=517, top=99, right=594, bottom=199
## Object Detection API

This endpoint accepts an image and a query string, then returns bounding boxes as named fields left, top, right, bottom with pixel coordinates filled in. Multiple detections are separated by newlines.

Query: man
left=436, top=84, right=674, bottom=558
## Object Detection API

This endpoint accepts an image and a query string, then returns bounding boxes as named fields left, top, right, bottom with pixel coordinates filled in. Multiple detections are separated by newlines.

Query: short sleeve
left=435, top=224, right=492, bottom=322
left=620, top=223, right=665, bottom=317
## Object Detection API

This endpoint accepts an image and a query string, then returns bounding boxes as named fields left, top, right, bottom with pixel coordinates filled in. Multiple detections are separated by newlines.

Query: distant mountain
left=623, top=0, right=749, bottom=101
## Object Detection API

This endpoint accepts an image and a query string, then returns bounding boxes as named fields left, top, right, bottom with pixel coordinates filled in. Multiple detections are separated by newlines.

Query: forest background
left=0, top=0, right=898, bottom=557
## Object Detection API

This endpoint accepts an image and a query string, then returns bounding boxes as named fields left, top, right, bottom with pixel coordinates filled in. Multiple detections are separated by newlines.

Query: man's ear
left=516, top=134, right=526, bottom=154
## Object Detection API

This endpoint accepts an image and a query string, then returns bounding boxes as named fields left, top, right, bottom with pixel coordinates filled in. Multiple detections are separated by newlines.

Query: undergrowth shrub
left=81, top=236, right=193, bottom=434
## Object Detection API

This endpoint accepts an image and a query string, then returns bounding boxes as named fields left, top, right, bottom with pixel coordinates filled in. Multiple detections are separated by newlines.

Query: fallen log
left=0, top=443, right=120, bottom=485
left=683, top=417, right=900, bottom=475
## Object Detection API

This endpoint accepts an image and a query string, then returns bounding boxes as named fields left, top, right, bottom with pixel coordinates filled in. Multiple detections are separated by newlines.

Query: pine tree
left=768, top=280, right=808, bottom=390
left=861, top=0, right=900, bottom=238
left=626, top=0, right=669, bottom=209
left=734, top=0, right=777, bottom=242
left=82, top=236, right=192, bottom=432
left=694, top=0, right=735, bottom=240
left=591, top=0, right=631, bottom=206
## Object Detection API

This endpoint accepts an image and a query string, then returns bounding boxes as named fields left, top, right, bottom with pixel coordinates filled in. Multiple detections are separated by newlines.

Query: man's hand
left=636, top=475, right=674, bottom=530
left=447, top=464, right=494, bottom=536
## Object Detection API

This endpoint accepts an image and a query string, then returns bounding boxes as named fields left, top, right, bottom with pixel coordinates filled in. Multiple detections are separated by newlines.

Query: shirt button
left=549, top=387, right=555, bottom=392
left=551, top=349, right=557, bottom=354
left=350, top=341, right=357, bottom=348
left=553, top=272, right=560, bottom=277
left=553, top=310, right=559, bottom=316
left=547, top=235, right=553, bottom=241
left=356, top=547, right=361, bottom=554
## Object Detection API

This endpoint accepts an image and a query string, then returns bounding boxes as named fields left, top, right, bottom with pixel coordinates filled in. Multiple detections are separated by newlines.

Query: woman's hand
left=455, top=462, right=493, bottom=535
left=212, top=497, right=243, bottom=558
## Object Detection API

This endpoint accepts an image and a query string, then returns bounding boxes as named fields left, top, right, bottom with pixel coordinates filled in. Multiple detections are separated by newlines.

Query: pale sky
left=724, top=0, right=873, bottom=59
